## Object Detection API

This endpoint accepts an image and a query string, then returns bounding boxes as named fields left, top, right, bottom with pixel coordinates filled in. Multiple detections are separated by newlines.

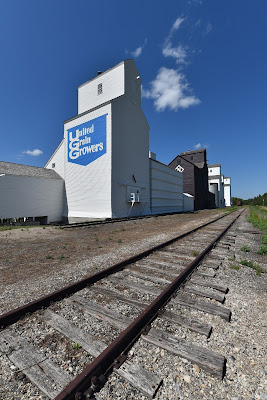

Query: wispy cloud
left=193, top=143, right=209, bottom=149
left=127, top=39, right=147, bottom=58
left=204, top=22, right=213, bottom=36
left=162, top=43, right=187, bottom=64
left=142, top=67, right=200, bottom=112
left=23, top=149, right=43, bottom=156
left=163, top=17, right=187, bottom=64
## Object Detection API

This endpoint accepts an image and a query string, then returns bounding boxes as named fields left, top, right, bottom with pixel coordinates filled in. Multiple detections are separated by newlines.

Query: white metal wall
left=111, top=61, right=150, bottom=218
left=224, top=178, right=231, bottom=206
left=45, top=139, right=65, bottom=179
left=150, top=159, right=183, bottom=214
left=64, top=103, right=112, bottom=221
left=183, top=193, right=194, bottom=212
left=0, top=175, right=64, bottom=223
left=78, top=63, right=125, bottom=115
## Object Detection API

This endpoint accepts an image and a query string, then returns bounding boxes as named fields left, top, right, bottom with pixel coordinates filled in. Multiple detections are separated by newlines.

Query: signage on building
left=68, top=114, right=107, bottom=166
left=175, top=165, right=184, bottom=173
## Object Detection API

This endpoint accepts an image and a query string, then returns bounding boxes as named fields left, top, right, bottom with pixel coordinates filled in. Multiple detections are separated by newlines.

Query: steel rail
left=55, top=209, right=244, bottom=400
left=0, top=210, right=239, bottom=330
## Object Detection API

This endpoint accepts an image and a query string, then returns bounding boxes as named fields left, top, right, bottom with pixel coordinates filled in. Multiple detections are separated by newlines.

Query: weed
left=108, top=236, right=112, bottom=241
left=87, top=245, right=90, bottom=250
left=262, top=234, right=267, bottom=244
left=241, top=245, right=250, bottom=252
left=192, top=250, right=199, bottom=257
left=133, top=221, right=136, bottom=224
left=240, top=259, right=265, bottom=275
left=46, top=255, right=54, bottom=260
left=73, top=342, right=81, bottom=350
left=98, top=245, right=102, bottom=248
left=62, top=245, right=66, bottom=249
left=42, top=226, right=46, bottom=229
left=257, top=245, right=267, bottom=255
left=229, top=264, right=240, bottom=270
left=94, top=234, right=99, bottom=242
left=228, top=256, right=236, bottom=261
left=248, top=206, right=267, bottom=231
left=117, top=239, right=122, bottom=244
left=59, top=254, right=65, bottom=260
left=121, top=227, right=126, bottom=231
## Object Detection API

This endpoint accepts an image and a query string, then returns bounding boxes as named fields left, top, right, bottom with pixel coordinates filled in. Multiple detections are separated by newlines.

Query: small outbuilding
left=0, top=161, right=64, bottom=224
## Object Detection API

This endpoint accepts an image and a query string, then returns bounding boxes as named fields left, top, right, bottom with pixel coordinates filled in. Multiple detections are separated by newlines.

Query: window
left=210, top=169, right=212, bottom=173
left=98, top=83, right=103, bottom=95
left=52, top=163, right=55, bottom=168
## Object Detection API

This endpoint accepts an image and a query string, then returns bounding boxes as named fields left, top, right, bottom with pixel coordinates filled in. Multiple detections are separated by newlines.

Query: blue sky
left=0, top=0, right=266, bottom=199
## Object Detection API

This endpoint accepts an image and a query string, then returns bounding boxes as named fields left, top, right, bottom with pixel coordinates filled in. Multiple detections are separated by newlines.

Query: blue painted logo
left=68, top=114, right=107, bottom=166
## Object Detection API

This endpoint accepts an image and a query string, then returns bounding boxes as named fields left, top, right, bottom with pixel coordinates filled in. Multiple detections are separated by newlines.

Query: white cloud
left=193, top=143, right=209, bottom=149
left=204, top=22, right=213, bottom=36
left=162, top=43, right=187, bottom=64
left=128, top=39, right=147, bottom=58
left=23, top=149, right=43, bottom=156
left=171, top=17, right=185, bottom=34
left=142, top=67, right=200, bottom=112
left=163, top=17, right=188, bottom=64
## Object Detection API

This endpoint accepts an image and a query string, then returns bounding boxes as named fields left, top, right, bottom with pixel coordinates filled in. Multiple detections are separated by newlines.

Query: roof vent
left=97, top=71, right=102, bottom=75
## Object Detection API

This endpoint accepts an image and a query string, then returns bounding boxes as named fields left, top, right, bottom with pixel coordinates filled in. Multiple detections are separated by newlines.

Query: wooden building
left=169, top=149, right=216, bottom=211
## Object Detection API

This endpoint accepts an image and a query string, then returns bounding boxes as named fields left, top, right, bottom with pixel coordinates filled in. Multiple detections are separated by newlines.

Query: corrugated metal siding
left=150, top=159, right=183, bottom=214
left=64, top=103, right=112, bottom=220
left=78, top=64, right=125, bottom=114
left=0, top=175, right=64, bottom=223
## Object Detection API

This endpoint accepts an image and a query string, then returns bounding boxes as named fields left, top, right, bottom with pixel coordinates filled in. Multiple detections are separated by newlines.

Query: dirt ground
left=0, top=209, right=231, bottom=314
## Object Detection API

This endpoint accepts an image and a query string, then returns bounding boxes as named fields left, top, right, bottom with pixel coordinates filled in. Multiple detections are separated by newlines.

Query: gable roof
left=0, top=161, right=63, bottom=180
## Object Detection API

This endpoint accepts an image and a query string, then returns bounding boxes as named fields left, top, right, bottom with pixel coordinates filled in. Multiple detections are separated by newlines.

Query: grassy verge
left=248, top=206, right=267, bottom=232
left=248, top=206, right=267, bottom=254
left=0, top=225, right=40, bottom=231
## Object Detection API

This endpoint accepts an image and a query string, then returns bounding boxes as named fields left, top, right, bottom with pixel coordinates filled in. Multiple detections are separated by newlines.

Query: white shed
left=0, top=162, right=64, bottom=224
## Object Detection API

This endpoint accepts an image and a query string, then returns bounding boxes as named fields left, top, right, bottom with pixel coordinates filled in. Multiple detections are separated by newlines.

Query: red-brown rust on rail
left=0, top=210, right=239, bottom=330
left=55, top=209, right=244, bottom=400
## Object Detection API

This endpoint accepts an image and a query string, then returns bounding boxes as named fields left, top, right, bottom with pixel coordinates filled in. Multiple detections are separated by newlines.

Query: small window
left=98, top=83, right=103, bottom=95
left=52, top=163, right=55, bottom=168
left=210, top=169, right=212, bottom=173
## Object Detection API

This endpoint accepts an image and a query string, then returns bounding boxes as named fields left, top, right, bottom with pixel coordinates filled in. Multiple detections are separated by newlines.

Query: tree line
left=232, top=192, right=267, bottom=206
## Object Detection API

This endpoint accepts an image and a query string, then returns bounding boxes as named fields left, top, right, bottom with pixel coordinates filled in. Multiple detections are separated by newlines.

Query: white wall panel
left=45, top=139, right=65, bottom=179
left=0, top=175, right=64, bottom=223
left=64, top=104, right=112, bottom=220
left=78, top=63, right=125, bottom=114
left=150, top=159, right=183, bottom=214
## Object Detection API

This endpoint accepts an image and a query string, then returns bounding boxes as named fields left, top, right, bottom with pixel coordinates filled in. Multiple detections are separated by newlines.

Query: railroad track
left=0, top=209, right=243, bottom=400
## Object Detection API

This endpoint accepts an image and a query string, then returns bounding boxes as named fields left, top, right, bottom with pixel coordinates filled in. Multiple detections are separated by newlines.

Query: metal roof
left=0, top=161, right=63, bottom=180
left=180, top=148, right=207, bottom=156
left=208, top=163, right=221, bottom=167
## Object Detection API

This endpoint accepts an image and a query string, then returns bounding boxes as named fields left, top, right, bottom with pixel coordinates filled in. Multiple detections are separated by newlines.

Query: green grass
left=261, top=234, right=267, bottom=244
left=248, top=206, right=267, bottom=232
left=117, top=239, right=122, bottom=244
left=240, top=259, right=265, bottom=276
left=241, top=245, right=251, bottom=252
left=46, top=255, right=54, bottom=260
left=229, top=264, right=240, bottom=270
left=0, top=225, right=39, bottom=231
left=59, top=254, right=65, bottom=261
left=73, top=342, right=81, bottom=350
left=192, top=250, right=199, bottom=257
left=257, top=245, right=267, bottom=255
left=228, top=256, right=236, bottom=261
